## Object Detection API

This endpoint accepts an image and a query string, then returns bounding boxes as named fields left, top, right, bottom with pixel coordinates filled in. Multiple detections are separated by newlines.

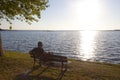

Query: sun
left=70, top=0, right=102, bottom=30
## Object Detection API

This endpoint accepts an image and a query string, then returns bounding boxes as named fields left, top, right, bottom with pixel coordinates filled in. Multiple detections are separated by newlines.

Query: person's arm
left=29, top=48, right=36, bottom=57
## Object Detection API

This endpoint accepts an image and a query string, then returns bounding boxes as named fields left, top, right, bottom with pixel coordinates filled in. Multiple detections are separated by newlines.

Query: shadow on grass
left=14, top=65, right=67, bottom=80
left=15, top=74, right=55, bottom=80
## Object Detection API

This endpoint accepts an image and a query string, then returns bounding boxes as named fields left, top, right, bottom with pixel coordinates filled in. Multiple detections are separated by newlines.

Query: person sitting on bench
left=29, top=41, right=68, bottom=65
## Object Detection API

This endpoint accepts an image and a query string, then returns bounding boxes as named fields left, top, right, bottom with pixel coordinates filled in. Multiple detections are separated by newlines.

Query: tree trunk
left=0, top=32, right=3, bottom=56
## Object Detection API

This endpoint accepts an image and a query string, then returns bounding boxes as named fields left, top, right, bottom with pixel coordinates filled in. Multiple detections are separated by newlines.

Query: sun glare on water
left=79, top=31, right=97, bottom=61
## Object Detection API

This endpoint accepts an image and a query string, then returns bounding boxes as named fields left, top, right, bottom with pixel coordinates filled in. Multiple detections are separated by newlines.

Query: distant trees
left=0, top=0, right=48, bottom=56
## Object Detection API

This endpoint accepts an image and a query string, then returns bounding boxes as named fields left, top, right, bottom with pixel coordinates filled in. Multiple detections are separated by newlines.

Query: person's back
left=29, top=41, right=44, bottom=58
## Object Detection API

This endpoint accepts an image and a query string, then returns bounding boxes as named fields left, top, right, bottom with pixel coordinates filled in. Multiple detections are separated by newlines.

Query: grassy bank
left=0, top=51, right=120, bottom=80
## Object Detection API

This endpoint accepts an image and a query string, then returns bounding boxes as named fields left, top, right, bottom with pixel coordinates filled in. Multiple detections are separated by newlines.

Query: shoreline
left=3, top=50, right=120, bottom=64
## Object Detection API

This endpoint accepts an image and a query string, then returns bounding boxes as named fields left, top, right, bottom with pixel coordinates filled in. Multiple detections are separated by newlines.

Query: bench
left=30, top=52, right=68, bottom=71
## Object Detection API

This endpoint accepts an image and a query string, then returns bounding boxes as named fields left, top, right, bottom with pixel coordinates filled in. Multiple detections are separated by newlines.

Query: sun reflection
left=79, top=31, right=97, bottom=61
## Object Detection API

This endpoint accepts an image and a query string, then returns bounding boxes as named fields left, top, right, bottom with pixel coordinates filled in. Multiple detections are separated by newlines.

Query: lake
left=1, top=30, right=120, bottom=64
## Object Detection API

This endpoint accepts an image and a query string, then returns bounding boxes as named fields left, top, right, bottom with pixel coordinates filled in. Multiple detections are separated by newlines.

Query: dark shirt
left=29, top=47, right=44, bottom=58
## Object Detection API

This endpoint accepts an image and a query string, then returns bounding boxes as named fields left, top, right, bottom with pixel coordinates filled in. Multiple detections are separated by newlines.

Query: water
left=1, top=30, right=120, bottom=64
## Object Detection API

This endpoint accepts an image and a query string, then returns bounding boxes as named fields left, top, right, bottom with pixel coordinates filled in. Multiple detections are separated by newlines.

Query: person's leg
left=49, top=54, right=67, bottom=62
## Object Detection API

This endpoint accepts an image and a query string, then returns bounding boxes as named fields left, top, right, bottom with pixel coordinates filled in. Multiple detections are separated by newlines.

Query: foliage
left=0, top=0, right=48, bottom=25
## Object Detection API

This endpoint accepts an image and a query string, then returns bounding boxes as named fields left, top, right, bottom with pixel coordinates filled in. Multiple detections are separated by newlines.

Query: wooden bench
left=30, top=52, right=68, bottom=71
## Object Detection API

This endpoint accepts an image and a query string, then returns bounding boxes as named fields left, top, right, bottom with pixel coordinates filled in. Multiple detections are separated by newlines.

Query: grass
left=0, top=50, right=120, bottom=80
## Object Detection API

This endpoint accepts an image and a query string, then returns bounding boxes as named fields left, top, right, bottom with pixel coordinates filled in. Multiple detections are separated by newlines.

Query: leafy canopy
left=0, top=0, right=48, bottom=25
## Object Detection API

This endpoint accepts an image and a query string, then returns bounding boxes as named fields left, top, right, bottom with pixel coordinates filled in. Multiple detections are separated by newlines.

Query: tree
left=0, top=0, right=48, bottom=56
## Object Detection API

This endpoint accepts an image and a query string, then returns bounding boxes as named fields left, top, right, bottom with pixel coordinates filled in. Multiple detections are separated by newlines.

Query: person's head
left=38, top=41, right=43, bottom=48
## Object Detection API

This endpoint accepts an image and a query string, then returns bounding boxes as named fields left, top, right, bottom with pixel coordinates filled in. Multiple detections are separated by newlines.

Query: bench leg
left=61, top=61, right=63, bottom=71
left=38, top=60, right=42, bottom=66
left=61, top=62, right=68, bottom=72
left=65, top=64, right=67, bottom=71
left=33, top=57, right=36, bottom=66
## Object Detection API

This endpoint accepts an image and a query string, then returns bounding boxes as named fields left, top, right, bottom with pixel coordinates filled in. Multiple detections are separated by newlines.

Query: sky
left=1, top=0, right=120, bottom=30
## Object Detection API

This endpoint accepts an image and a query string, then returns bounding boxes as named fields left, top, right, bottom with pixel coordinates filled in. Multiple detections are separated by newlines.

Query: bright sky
left=1, top=0, right=120, bottom=30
